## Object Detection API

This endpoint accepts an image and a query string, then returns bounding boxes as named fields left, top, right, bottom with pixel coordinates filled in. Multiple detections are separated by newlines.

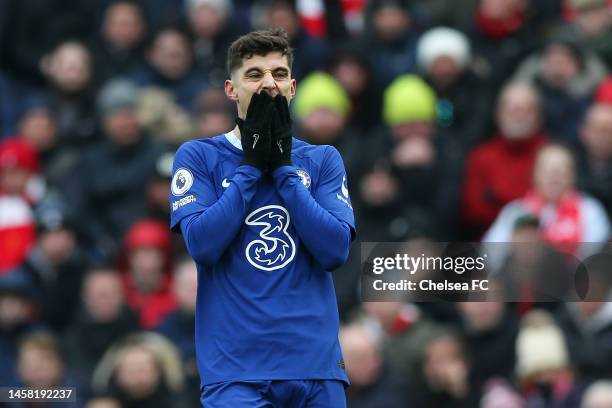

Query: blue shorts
left=201, top=379, right=346, bottom=408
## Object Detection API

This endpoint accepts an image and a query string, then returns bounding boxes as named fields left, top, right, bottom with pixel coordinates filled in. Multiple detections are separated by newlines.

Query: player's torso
left=204, top=135, right=327, bottom=297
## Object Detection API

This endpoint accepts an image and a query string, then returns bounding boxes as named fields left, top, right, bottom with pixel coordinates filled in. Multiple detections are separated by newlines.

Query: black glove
left=269, top=94, right=293, bottom=170
left=236, top=92, right=274, bottom=171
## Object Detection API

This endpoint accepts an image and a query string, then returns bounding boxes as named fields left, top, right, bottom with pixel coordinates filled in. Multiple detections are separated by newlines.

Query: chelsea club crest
left=296, top=169, right=311, bottom=189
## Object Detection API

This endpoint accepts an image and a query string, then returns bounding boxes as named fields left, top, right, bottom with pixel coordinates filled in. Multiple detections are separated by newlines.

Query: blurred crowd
left=1, top=0, right=612, bottom=407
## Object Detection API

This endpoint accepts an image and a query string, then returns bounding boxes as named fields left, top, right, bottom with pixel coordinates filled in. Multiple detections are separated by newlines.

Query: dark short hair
left=226, top=28, right=293, bottom=77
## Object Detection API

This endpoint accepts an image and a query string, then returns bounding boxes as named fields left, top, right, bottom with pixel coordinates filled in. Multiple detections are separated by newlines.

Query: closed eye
left=273, top=69, right=289, bottom=79
left=245, top=70, right=263, bottom=80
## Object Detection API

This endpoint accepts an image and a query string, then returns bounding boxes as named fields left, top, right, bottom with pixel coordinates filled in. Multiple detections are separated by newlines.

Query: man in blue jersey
left=169, top=28, right=355, bottom=407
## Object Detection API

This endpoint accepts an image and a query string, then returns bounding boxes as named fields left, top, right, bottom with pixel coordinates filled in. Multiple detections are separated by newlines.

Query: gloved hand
left=269, top=94, right=293, bottom=170
left=236, top=92, right=274, bottom=171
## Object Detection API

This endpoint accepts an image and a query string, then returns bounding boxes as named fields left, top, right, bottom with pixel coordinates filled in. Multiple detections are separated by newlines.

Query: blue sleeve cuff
left=272, top=165, right=297, bottom=180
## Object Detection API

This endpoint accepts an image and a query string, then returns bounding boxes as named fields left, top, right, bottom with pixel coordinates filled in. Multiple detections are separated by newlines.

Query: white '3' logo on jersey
left=245, top=205, right=296, bottom=271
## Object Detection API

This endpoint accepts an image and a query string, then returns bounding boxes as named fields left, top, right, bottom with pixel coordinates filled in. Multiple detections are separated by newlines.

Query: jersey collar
left=225, top=130, right=242, bottom=151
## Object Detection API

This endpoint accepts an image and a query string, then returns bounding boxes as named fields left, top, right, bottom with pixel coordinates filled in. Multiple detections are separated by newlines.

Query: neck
left=233, top=125, right=241, bottom=139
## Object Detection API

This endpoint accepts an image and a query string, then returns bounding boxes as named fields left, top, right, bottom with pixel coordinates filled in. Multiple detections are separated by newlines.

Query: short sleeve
left=169, top=142, right=218, bottom=232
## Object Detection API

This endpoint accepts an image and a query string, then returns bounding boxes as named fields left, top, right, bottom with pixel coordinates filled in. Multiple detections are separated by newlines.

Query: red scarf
left=522, top=190, right=582, bottom=255
left=475, top=7, right=526, bottom=39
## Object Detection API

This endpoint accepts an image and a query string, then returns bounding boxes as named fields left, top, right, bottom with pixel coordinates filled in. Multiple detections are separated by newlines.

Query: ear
left=289, top=78, right=297, bottom=99
left=224, top=79, right=239, bottom=102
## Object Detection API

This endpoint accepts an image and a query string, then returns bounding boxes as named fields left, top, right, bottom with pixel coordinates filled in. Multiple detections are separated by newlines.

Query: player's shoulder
left=174, top=134, right=235, bottom=168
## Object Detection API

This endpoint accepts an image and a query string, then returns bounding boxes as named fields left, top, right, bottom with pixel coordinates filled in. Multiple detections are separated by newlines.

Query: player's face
left=225, top=51, right=296, bottom=119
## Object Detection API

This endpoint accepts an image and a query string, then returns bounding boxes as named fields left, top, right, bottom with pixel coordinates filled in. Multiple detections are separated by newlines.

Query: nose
left=260, top=71, right=277, bottom=94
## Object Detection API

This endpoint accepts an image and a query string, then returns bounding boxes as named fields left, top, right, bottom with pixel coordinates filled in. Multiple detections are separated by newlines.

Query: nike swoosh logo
left=222, top=178, right=230, bottom=188
left=253, top=134, right=259, bottom=149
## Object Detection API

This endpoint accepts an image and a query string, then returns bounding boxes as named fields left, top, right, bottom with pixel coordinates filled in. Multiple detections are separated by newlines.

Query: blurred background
left=1, top=0, right=612, bottom=407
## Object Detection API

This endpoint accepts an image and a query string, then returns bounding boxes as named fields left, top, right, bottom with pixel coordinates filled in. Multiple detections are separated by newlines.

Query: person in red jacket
left=0, top=138, right=42, bottom=274
left=461, top=82, right=548, bottom=238
left=120, top=219, right=177, bottom=329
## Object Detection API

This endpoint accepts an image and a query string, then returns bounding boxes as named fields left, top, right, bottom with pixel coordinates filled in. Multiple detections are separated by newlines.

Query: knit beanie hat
left=293, top=72, right=351, bottom=120
left=383, top=74, right=437, bottom=126
left=0, top=138, right=40, bottom=173
left=516, top=310, right=569, bottom=380
left=417, top=27, right=471, bottom=72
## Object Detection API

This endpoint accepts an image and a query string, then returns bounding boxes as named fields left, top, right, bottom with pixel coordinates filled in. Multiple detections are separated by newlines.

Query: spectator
left=340, top=324, right=408, bottom=408
left=69, top=79, right=164, bottom=259
left=516, top=310, right=583, bottom=408
left=555, top=252, right=612, bottom=381
left=456, top=302, right=519, bottom=388
left=11, top=332, right=83, bottom=407
left=461, top=82, right=548, bottom=239
left=495, top=215, right=574, bottom=308
left=468, top=0, right=538, bottom=86
left=577, top=103, right=612, bottom=218
left=39, top=40, right=97, bottom=148
left=0, top=269, right=40, bottom=386
left=63, top=267, right=139, bottom=387
left=484, top=143, right=610, bottom=258
left=256, top=0, right=329, bottom=81
left=15, top=95, right=55, bottom=151
left=186, top=0, right=239, bottom=86
left=91, top=332, right=188, bottom=408
left=361, top=0, right=419, bottom=87
left=581, top=381, right=612, bottom=408
left=292, top=72, right=364, bottom=174
left=131, top=25, right=208, bottom=112
left=0, top=138, right=41, bottom=273
left=557, top=300, right=612, bottom=381
left=120, top=220, right=177, bottom=329
left=92, top=1, right=148, bottom=85
left=359, top=300, right=443, bottom=384
left=381, top=74, right=463, bottom=239
left=14, top=94, right=84, bottom=191
left=408, top=329, right=481, bottom=408
left=327, top=45, right=383, bottom=132
left=558, top=0, right=612, bottom=69
left=21, top=197, right=86, bottom=331
left=156, top=259, right=198, bottom=407
left=192, top=86, right=235, bottom=138
left=136, top=87, right=196, bottom=145
left=513, top=38, right=606, bottom=142
left=354, top=158, right=405, bottom=241
left=417, top=26, right=494, bottom=149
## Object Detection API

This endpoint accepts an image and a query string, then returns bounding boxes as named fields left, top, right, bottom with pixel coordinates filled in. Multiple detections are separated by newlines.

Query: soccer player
left=169, top=29, right=356, bottom=407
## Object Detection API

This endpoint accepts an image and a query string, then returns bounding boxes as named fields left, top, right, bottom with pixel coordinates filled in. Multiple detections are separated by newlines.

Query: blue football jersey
left=170, top=131, right=355, bottom=386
